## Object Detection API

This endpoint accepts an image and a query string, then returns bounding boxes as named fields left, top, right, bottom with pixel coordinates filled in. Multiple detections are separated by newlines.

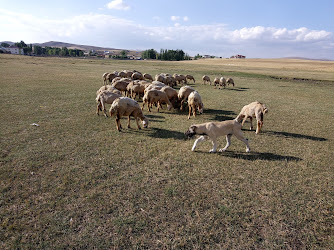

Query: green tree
left=1, top=43, right=10, bottom=48
left=120, top=50, right=128, bottom=58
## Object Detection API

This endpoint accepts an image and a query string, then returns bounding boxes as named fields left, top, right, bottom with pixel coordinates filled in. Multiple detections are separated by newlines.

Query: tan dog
left=185, top=117, right=250, bottom=153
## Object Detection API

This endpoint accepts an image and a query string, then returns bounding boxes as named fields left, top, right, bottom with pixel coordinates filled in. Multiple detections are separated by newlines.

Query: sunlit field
left=1, top=54, right=333, bottom=248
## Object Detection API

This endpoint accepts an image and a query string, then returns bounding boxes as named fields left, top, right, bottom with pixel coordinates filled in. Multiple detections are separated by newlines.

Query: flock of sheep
left=96, top=70, right=268, bottom=140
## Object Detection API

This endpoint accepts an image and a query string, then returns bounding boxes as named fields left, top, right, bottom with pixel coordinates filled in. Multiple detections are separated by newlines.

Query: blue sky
left=1, top=0, right=333, bottom=59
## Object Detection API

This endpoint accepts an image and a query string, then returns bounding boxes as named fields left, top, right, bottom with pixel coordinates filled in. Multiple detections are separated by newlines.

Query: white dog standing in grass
left=185, top=116, right=250, bottom=153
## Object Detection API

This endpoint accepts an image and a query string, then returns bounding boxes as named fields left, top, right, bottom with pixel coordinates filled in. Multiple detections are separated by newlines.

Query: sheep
left=161, top=86, right=179, bottom=108
left=102, top=72, right=109, bottom=85
left=187, top=91, right=204, bottom=119
left=130, top=81, right=147, bottom=100
left=186, top=74, right=195, bottom=83
left=112, top=79, right=131, bottom=95
left=226, top=77, right=235, bottom=86
left=107, top=73, right=117, bottom=84
left=178, top=86, right=195, bottom=111
left=96, top=85, right=121, bottom=96
left=143, top=73, right=153, bottom=81
left=118, top=71, right=127, bottom=78
left=142, top=89, right=172, bottom=112
left=173, top=74, right=186, bottom=85
left=132, top=72, right=144, bottom=80
left=109, top=97, right=149, bottom=131
left=202, top=75, right=211, bottom=85
left=213, top=77, right=220, bottom=86
left=155, top=74, right=165, bottom=82
left=219, top=77, right=226, bottom=88
left=236, top=101, right=268, bottom=134
left=96, top=91, right=121, bottom=117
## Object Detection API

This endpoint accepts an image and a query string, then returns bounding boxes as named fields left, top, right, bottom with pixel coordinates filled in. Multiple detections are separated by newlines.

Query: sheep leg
left=241, top=116, right=247, bottom=127
left=127, top=116, right=131, bottom=128
left=135, top=117, right=141, bottom=129
left=191, top=136, right=205, bottom=151
left=116, top=117, right=121, bottom=131
left=188, top=105, right=192, bottom=119
left=234, top=131, right=250, bottom=152
left=180, top=100, right=184, bottom=111
left=256, top=120, right=263, bottom=134
left=96, top=103, right=101, bottom=115
left=193, top=105, right=197, bottom=117
left=219, top=134, right=232, bottom=152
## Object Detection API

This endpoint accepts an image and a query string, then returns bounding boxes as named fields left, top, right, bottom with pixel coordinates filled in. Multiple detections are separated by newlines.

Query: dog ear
left=190, top=125, right=197, bottom=130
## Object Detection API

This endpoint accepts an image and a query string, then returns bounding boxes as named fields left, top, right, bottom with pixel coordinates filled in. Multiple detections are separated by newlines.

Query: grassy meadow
left=1, top=54, right=333, bottom=249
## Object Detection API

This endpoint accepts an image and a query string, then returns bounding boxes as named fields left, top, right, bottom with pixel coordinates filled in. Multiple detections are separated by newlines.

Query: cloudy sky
left=1, top=0, right=333, bottom=59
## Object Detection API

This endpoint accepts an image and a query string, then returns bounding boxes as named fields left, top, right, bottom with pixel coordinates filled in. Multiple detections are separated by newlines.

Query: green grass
left=1, top=54, right=333, bottom=249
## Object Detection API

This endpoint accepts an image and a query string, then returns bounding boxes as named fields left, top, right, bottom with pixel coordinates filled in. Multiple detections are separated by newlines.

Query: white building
left=6, top=46, right=23, bottom=55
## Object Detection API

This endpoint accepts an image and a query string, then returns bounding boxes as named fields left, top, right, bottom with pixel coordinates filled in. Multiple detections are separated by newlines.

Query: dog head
left=185, top=125, right=197, bottom=138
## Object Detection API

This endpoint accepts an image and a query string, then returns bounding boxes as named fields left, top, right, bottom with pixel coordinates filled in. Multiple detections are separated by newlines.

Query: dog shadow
left=196, top=151, right=302, bottom=162
left=205, top=108, right=236, bottom=121
left=146, top=127, right=185, bottom=140
left=263, top=130, right=327, bottom=141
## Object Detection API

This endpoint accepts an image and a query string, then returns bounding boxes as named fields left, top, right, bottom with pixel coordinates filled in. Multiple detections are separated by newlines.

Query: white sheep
left=161, top=86, right=179, bottom=108
left=186, top=74, right=195, bottom=83
left=236, top=101, right=268, bottom=134
left=178, top=86, right=195, bottom=111
left=143, top=73, right=153, bottom=81
left=96, top=91, right=121, bottom=117
left=226, top=77, right=235, bottom=86
left=96, top=85, right=122, bottom=96
left=109, top=97, right=149, bottom=131
left=142, top=89, right=172, bottom=112
left=219, top=77, right=226, bottom=88
left=213, top=77, right=220, bottom=86
left=187, top=91, right=204, bottom=119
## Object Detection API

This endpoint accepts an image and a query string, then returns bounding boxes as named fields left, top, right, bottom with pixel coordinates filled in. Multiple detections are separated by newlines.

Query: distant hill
left=1, top=41, right=141, bottom=55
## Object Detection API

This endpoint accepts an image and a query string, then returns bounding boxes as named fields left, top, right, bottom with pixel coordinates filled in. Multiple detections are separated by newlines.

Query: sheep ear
left=190, top=125, right=197, bottom=130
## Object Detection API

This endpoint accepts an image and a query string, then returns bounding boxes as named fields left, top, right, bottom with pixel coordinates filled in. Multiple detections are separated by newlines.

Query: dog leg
left=209, top=139, right=217, bottom=153
left=191, top=136, right=205, bottom=151
left=219, top=134, right=232, bottom=152
left=234, top=131, right=250, bottom=152
left=249, top=117, right=253, bottom=130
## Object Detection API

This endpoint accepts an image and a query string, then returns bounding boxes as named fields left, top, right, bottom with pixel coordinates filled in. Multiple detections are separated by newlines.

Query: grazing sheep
left=96, top=85, right=121, bottom=96
left=130, top=82, right=147, bottom=100
left=213, top=77, right=220, bottom=86
left=96, top=91, right=121, bottom=117
left=226, top=78, right=235, bottom=86
left=132, top=72, right=144, bottom=80
left=219, top=77, right=226, bottom=88
left=178, top=86, right=195, bottom=111
left=125, top=70, right=134, bottom=78
left=202, top=75, right=211, bottom=85
left=236, top=101, right=268, bottom=134
left=155, top=74, right=165, bottom=82
left=173, top=74, right=187, bottom=85
left=112, top=79, right=131, bottom=95
left=109, top=97, right=149, bottom=131
left=186, top=74, right=195, bottom=83
left=142, top=89, right=172, bottom=112
left=118, top=71, right=127, bottom=78
left=143, top=73, right=153, bottom=81
left=161, top=86, right=179, bottom=108
left=107, top=73, right=118, bottom=84
left=187, top=91, right=204, bottom=119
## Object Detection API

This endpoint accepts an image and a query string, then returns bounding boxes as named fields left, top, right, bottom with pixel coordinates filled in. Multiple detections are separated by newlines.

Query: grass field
left=1, top=54, right=333, bottom=249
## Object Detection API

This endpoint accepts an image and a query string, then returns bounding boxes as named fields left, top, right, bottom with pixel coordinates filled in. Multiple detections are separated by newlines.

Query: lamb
left=187, top=91, right=204, bottom=119
left=186, top=74, right=195, bottom=83
left=236, top=101, right=268, bottom=134
left=226, top=78, right=235, bottom=86
left=143, top=73, right=153, bottom=81
left=178, top=86, right=195, bottom=111
left=109, top=97, right=149, bottom=131
left=96, top=91, right=122, bottom=117
left=142, top=89, right=172, bottom=112
left=161, top=86, right=179, bottom=108
left=202, top=75, right=211, bottom=85
left=96, top=85, right=122, bottom=96
left=219, top=77, right=226, bottom=88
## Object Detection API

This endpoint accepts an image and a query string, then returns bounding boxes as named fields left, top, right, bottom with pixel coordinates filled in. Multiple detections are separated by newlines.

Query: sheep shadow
left=263, top=130, right=327, bottom=141
left=145, top=114, right=165, bottom=123
left=205, top=108, right=236, bottom=121
left=221, top=87, right=249, bottom=92
left=146, top=127, right=185, bottom=140
left=195, top=151, right=302, bottom=162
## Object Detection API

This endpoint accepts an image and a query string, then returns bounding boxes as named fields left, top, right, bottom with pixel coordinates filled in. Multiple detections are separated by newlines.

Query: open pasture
left=1, top=54, right=333, bottom=248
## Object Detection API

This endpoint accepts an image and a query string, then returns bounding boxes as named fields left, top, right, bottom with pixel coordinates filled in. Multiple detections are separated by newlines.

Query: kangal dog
left=185, top=116, right=250, bottom=153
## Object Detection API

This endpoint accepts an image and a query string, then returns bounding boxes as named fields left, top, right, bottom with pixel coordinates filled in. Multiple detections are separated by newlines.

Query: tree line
left=141, top=49, right=191, bottom=61
left=1, top=40, right=84, bottom=57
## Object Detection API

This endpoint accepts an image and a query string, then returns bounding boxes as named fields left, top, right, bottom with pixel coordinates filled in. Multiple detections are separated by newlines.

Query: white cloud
left=171, top=16, right=180, bottom=21
left=106, top=0, right=130, bottom=10
left=183, top=16, right=189, bottom=21
left=0, top=8, right=333, bottom=59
